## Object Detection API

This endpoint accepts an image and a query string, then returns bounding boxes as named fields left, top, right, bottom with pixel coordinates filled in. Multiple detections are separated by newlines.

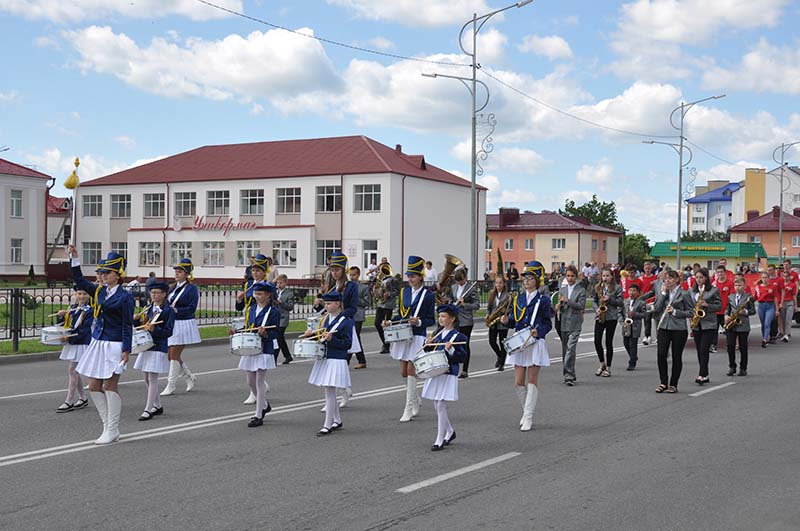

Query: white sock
left=255, top=369, right=267, bottom=418
left=66, top=363, right=79, bottom=403
left=435, top=400, right=447, bottom=446
left=145, top=372, right=160, bottom=411
left=323, top=386, right=337, bottom=428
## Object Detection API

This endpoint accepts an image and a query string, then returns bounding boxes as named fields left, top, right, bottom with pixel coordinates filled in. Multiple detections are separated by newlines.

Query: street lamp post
left=772, top=142, right=800, bottom=262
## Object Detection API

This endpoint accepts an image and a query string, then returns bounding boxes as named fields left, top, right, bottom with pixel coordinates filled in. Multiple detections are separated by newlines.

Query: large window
left=602, top=240, right=607, bottom=251
left=316, top=186, right=341, bottom=213
left=354, top=184, right=380, bottom=212
left=174, top=192, right=196, bottom=217
left=203, top=242, right=225, bottom=266
left=83, top=195, right=102, bottom=217
left=240, top=189, right=264, bottom=215
left=144, top=193, right=165, bottom=218
left=793, top=236, right=800, bottom=247
left=362, top=239, right=378, bottom=270
left=82, top=242, right=102, bottom=265
left=170, top=242, right=192, bottom=265
left=236, top=241, right=259, bottom=266
left=139, top=242, right=162, bottom=266
left=749, top=236, right=761, bottom=243
left=111, top=242, right=128, bottom=262
left=273, top=240, right=297, bottom=267
left=207, top=191, right=229, bottom=216
left=504, top=239, right=514, bottom=251
left=10, top=190, right=23, bottom=217
left=10, top=239, right=22, bottom=264
left=62, top=224, right=71, bottom=245
left=486, top=238, right=492, bottom=250
left=524, top=238, right=534, bottom=251
left=552, top=238, right=566, bottom=250
left=592, top=239, right=598, bottom=251
left=692, top=217, right=705, bottom=224
left=316, top=240, right=341, bottom=266
left=277, top=188, right=301, bottom=214
left=111, top=194, right=131, bottom=218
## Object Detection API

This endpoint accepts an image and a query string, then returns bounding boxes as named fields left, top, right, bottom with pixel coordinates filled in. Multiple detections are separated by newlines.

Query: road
left=1, top=320, right=798, bottom=530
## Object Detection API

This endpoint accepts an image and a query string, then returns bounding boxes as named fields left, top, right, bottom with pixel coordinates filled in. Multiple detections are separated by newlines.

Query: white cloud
left=450, top=142, right=547, bottom=175
left=576, top=159, right=613, bottom=191
left=518, top=35, right=573, bottom=61
left=249, top=103, right=265, bottom=116
left=694, top=161, right=759, bottom=186
left=702, top=38, right=800, bottom=95
left=114, top=135, right=136, bottom=149
left=327, top=0, right=494, bottom=27
left=34, top=35, right=59, bottom=49
left=478, top=174, right=537, bottom=209
left=70, top=111, right=81, bottom=120
left=560, top=190, right=596, bottom=204
left=0, top=90, right=19, bottom=102
left=476, top=28, right=508, bottom=64
left=0, top=0, right=243, bottom=22
left=615, top=191, right=679, bottom=240
left=367, top=37, right=395, bottom=50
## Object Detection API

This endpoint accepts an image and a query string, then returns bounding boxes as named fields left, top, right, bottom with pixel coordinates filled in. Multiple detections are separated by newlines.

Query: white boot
left=160, top=360, right=182, bottom=396
left=411, top=378, right=421, bottom=417
left=339, top=387, right=352, bottom=408
left=243, top=391, right=256, bottom=405
left=89, top=391, right=108, bottom=445
left=183, top=363, right=196, bottom=392
left=96, top=390, right=122, bottom=444
left=515, top=385, right=527, bottom=426
left=520, top=384, right=538, bottom=432
left=399, top=378, right=415, bottom=422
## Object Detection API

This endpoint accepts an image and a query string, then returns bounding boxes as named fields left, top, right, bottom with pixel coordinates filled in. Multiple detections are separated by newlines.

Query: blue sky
left=2, top=0, right=799, bottom=243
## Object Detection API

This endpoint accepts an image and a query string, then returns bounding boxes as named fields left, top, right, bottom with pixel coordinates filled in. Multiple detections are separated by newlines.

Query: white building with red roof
left=75, top=135, right=487, bottom=281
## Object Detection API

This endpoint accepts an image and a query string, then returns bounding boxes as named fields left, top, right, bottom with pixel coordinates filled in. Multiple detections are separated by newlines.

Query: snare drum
left=230, top=332, right=262, bottom=356
left=41, top=326, right=68, bottom=346
left=412, top=350, right=450, bottom=379
left=384, top=323, right=413, bottom=343
left=293, top=339, right=327, bottom=360
left=306, top=315, right=323, bottom=332
left=503, top=327, right=536, bottom=354
left=131, top=329, right=154, bottom=354
left=230, top=316, right=246, bottom=332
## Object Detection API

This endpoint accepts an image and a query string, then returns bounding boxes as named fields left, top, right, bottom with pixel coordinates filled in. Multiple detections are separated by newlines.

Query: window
left=110, top=242, right=128, bottom=262
left=10, top=238, right=22, bottom=263
left=236, top=241, right=259, bottom=266
left=316, top=185, right=341, bottom=213
left=170, top=242, right=192, bottom=265
left=240, top=189, right=264, bottom=215
left=486, top=238, right=492, bottom=250
left=715, top=205, right=722, bottom=214
left=692, top=217, right=705, bottom=224
left=524, top=238, right=534, bottom=251
left=111, top=194, right=131, bottom=218
left=362, top=240, right=378, bottom=270
left=749, top=236, right=761, bottom=243
left=139, top=242, right=162, bottom=266
left=82, top=242, right=102, bottom=265
left=174, top=192, right=196, bottom=217
left=316, top=240, right=341, bottom=266
left=143, top=193, right=165, bottom=218
left=552, top=238, right=566, bottom=250
left=83, top=195, right=102, bottom=217
left=602, top=240, right=607, bottom=251
left=793, top=236, right=800, bottom=247
left=203, top=242, right=225, bottom=266
left=592, top=239, right=598, bottom=251
left=486, top=261, right=492, bottom=272
left=504, top=239, right=514, bottom=251
left=273, top=240, right=297, bottom=267
left=716, top=218, right=722, bottom=226
left=354, top=184, right=381, bottom=212
left=793, top=194, right=800, bottom=203
left=277, top=188, right=301, bottom=214
left=10, top=190, right=22, bottom=217
left=206, top=191, right=229, bottom=216
left=62, top=224, right=71, bottom=245
left=694, top=205, right=703, bottom=212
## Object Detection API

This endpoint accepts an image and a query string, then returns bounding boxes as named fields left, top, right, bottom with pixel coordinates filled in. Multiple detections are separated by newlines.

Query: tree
left=680, top=231, right=730, bottom=243
left=622, top=233, right=651, bottom=268
left=560, top=195, right=623, bottom=231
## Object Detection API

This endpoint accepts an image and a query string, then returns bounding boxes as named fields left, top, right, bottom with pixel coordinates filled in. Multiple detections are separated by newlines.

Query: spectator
left=367, top=257, right=378, bottom=281
left=507, top=262, right=519, bottom=291
left=145, top=271, right=157, bottom=295
left=423, top=260, right=438, bottom=284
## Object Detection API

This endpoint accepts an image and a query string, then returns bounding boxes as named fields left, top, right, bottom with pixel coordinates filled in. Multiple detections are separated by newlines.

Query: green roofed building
left=650, top=242, right=767, bottom=270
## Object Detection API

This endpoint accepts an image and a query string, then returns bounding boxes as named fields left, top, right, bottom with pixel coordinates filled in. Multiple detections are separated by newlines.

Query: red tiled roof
left=0, top=158, right=52, bottom=179
left=47, top=196, right=70, bottom=214
left=730, top=206, right=800, bottom=231
left=83, top=136, right=483, bottom=190
left=487, top=210, right=622, bottom=234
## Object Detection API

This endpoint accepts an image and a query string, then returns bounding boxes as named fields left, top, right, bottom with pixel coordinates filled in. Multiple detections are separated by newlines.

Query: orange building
left=485, top=208, right=621, bottom=276
left=729, top=206, right=800, bottom=264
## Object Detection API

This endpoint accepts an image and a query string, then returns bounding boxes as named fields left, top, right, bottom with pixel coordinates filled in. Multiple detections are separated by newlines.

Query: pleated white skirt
left=421, top=373, right=459, bottom=401
left=389, top=335, right=426, bottom=361
left=59, top=343, right=86, bottom=362
left=347, top=326, right=361, bottom=354
left=309, top=359, right=351, bottom=388
left=134, top=350, right=169, bottom=374
left=76, top=339, right=124, bottom=379
left=168, top=319, right=201, bottom=346
left=238, top=353, right=277, bottom=372
left=507, top=340, right=551, bottom=368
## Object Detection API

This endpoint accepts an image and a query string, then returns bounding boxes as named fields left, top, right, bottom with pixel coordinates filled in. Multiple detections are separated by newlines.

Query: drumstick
left=134, top=319, right=162, bottom=330
left=421, top=342, right=467, bottom=346
left=57, top=334, right=78, bottom=339
left=239, top=325, right=277, bottom=332
left=48, top=312, right=63, bottom=318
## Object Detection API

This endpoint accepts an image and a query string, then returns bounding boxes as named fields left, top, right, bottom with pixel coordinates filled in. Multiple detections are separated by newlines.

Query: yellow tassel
left=64, top=170, right=79, bottom=190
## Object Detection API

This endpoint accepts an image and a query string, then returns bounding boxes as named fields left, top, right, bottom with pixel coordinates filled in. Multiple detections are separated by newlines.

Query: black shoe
left=281, top=358, right=292, bottom=365
left=443, top=431, right=456, bottom=446
left=139, top=410, right=153, bottom=421
left=431, top=443, right=445, bottom=451
left=762, top=341, right=767, bottom=348
left=380, top=345, right=391, bottom=354
left=497, top=365, right=505, bottom=372
left=56, top=401, right=74, bottom=413
left=73, top=397, right=89, bottom=409
left=565, top=380, right=575, bottom=386
left=727, top=368, right=736, bottom=376
left=458, top=371, right=468, bottom=379
left=150, top=406, right=164, bottom=416
left=627, top=364, right=636, bottom=371
left=738, top=369, right=747, bottom=376
left=494, top=360, right=501, bottom=368
left=316, top=427, right=332, bottom=437
left=709, top=345, right=717, bottom=353
left=695, top=377, right=704, bottom=385
left=330, top=421, right=343, bottom=431
left=248, top=416, right=264, bottom=428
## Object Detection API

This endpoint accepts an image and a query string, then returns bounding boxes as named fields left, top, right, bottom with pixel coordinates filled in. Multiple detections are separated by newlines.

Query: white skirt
left=348, top=326, right=361, bottom=354
left=134, top=350, right=169, bottom=374
left=238, top=353, right=277, bottom=372
left=76, top=339, right=125, bottom=379
left=507, top=340, right=551, bottom=368
left=309, top=358, right=351, bottom=388
left=59, top=343, right=86, bottom=362
left=168, top=319, right=201, bottom=346
left=390, top=335, right=426, bottom=362
left=422, top=373, right=459, bottom=401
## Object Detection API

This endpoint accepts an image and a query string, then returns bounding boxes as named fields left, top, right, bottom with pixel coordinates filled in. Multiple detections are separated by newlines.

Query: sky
left=2, top=0, right=800, bottom=244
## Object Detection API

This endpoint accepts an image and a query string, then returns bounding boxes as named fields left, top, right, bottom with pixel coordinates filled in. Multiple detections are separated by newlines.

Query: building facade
left=650, top=242, right=766, bottom=271
left=731, top=167, right=800, bottom=226
left=686, top=181, right=739, bottom=234
left=729, top=206, right=800, bottom=263
left=46, top=195, right=71, bottom=263
left=74, top=136, right=487, bottom=281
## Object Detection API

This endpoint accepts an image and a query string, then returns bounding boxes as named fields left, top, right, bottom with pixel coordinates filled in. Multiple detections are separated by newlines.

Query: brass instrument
left=596, top=285, right=608, bottom=323
left=623, top=301, right=633, bottom=335
left=372, top=263, right=395, bottom=304
left=723, top=295, right=751, bottom=330
left=689, top=285, right=706, bottom=329
left=486, top=294, right=512, bottom=327
left=436, top=254, right=466, bottom=305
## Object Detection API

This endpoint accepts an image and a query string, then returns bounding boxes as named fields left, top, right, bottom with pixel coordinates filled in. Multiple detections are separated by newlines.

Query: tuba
left=373, top=263, right=394, bottom=304
left=436, top=254, right=466, bottom=305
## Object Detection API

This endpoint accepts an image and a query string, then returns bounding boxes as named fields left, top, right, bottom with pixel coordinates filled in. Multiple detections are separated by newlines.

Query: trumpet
left=689, top=285, right=706, bottom=329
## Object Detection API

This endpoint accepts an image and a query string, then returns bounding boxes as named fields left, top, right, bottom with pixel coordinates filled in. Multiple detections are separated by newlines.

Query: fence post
left=11, top=288, right=22, bottom=353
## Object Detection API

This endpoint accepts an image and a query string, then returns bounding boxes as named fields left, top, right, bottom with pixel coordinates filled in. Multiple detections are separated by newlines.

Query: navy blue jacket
left=133, top=304, right=175, bottom=353
left=235, top=279, right=261, bottom=312
left=425, top=327, right=467, bottom=376
left=71, top=264, right=135, bottom=353
left=168, top=282, right=199, bottom=320
left=57, top=305, right=93, bottom=346
left=322, top=281, right=358, bottom=319
left=247, top=303, right=281, bottom=355
left=392, top=286, right=436, bottom=337
left=320, top=313, right=353, bottom=360
left=508, top=290, right=553, bottom=339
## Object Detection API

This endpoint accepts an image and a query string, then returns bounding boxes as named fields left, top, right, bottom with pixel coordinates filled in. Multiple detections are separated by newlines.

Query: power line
left=684, top=139, right=736, bottom=166
left=194, top=0, right=470, bottom=68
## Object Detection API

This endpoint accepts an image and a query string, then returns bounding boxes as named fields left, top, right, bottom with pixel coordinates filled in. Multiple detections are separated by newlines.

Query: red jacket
left=712, top=277, right=735, bottom=315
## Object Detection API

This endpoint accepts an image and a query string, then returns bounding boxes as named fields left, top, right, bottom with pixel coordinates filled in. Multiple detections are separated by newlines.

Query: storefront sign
left=193, top=216, right=258, bottom=236
left=668, top=245, right=726, bottom=252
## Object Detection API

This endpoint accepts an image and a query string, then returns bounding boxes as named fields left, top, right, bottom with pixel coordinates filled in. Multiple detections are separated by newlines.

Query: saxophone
left=596, top=285, right=608, bottom=323
left=689, top=285, right=706, bottom=329
left=623, top=300, right=634, bottom=335
left=486, top=293, right=512, bottom=327
left=723, top=295, right=751, bottom=330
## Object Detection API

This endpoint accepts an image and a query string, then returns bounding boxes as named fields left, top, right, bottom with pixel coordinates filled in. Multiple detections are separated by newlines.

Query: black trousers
left=713, top=314, right=725, bottom=347
left=276, top=326, right=291, bottom=361
left=374, top=307, right=393, bottom=346
left=594, top=320, right=618, bottom=366
left=623, top=336, right=638, bottom=365
left=644, top=312, right=653, bottom=337
left=346, top=321, right=367, bottom=365
left=488, top=327, right=508, bottom=365
left=693, top=328, right=715, bottom=377
left=459, top=325, right=474, bottom=372
left=554, top=316, right=562, bottom=340
left=726, top=330, right=749, bottom=370
left=657, top=329, right=688, bottom=387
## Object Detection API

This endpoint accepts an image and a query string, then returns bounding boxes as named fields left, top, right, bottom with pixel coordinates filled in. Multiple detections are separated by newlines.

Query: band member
left=592, top=268, right=623, bottom=377
left=653, top=270, right=694, bottom=393
left=238, top=254, right=272, bottom=404
left=622, top=283, right=646, bottom=371
left=500, top=262, right=552, bottom=432
left=558, top=265, right=586, bottom=385
left=690, top=268, right=722, bottom=385
left=240, top=282, right=280, bottom=428
left=711, top=265, right=734, bottom=353
left=274, top=274, right=294, bottom=364
left=161, top=258, right=200, bottom=396
left=639, top=261, right=658, bottom=345
left=754, top=271, right=777, bottom=348
left=303, top=291, right=352, bottom=436
left=55, top=286, right=94, bottom=412
left=382, top=255, right=435, bottom=422
left=347, top=266, right=370, bottom=369
left=486, top=276, right=511, bottom=371
left=132, top=282, right=175, bottom=420
left=374, top=263, right=400, bottom=354
left=451, top=269, right=478, bottom=379
left=67, top=246, right=135, bottom=444
left=422, top=304, right=467, bottom=450
left=778, top=268, right=797, bottom=342
left=725, top=278, right=755, bottom=376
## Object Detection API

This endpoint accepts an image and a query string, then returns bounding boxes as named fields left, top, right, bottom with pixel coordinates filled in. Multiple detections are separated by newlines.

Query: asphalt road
left=1, top=320, right=799, bottom=531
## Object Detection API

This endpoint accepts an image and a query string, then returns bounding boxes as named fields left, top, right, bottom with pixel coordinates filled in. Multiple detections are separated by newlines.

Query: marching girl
left=55, top=286, right=94, bottom=413
left=500, top=262, right=552, bottom=432
left=302, top=291, right=353, bottom=436
left=236, top=254, right=271, bottom=405
left=67, top=246, right=135, bottom=445
left=421, top=304, right=466, bottom=451
left=381, top=255, right=435, bottom=422
left=486, top=275, right=511, bottom=371
left=725, top=277, right=756, bottom=376
left=132, top=281, right=175, bottom=420
left=240, top=282, right=280, bottom=428
left=690, top=268, right=722, bottom=386
left=592, top=268, right=623, bottom=377
left=754, top=271, right=777, bottom=348
left=161, top=258, right=200, bottom=396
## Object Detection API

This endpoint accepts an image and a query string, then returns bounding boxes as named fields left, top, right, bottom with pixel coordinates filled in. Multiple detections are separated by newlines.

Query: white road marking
left=396, top=452, right=522, bottom=494
left=689, top=381, right=737, bottom=397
